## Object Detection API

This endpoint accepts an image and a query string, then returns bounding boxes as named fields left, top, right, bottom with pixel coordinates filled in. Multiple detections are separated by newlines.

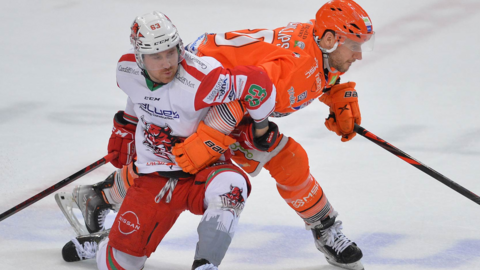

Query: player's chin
left=165, top=73, right=176, bottom=83
left=341, top=62, right=355, bottom=72
left=156, top=73, right=175, bottom=84
left=337, top=65, right=350, bottom=73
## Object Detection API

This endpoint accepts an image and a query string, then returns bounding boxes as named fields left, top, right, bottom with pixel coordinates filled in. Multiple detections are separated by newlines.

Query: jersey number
left=245, top=84, right=267, bottom=107
left=215, top=30, right=274, bottom=47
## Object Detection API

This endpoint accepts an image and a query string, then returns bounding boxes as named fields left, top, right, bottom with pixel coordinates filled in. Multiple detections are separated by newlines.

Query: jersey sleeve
left=123, top=97, right=138, bottom=125
left=194, top=65, right=276, bottom=123
left=204, top=101, right=245, bottom=134
left=194, top=30, right=324, bottom=114
left=116, top=52, right=137, bottom=91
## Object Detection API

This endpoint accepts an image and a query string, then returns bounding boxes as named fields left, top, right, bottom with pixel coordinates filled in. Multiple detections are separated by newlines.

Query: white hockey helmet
left=130, top=11, right=185, bottom=69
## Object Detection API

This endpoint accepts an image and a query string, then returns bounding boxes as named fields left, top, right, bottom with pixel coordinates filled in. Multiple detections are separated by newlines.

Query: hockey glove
left=172, top=121, right=236, bottom=174
left=108, top=111, right=137, bottom=168
left=319, top=82, right=361, bottom=142
left=235, top=119, right=282, bottom=152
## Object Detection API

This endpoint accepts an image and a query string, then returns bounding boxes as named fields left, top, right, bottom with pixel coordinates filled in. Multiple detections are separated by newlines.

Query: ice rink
left=1, top=0, right=480, bottom=269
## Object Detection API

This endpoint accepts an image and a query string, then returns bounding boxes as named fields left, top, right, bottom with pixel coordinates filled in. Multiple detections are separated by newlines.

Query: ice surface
left=1, top=0, right=479, bottom=269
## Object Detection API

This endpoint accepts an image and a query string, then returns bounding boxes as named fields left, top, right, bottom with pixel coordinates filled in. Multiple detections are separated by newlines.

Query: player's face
left=143, top=47, right=179, bottom=84
left=328, top=39, right=363, bottom=73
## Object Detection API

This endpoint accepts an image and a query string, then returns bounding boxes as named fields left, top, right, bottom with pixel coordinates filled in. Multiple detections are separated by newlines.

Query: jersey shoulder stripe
left=118, top=53, right=136, bottom=63
left=180, top=60, right=206, bottom=82
left=180, top=52, right=223, bottom=82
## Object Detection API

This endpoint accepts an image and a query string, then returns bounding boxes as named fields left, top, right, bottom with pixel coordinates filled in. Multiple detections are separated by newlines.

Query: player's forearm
left=254, top=122, right=269, bottom=137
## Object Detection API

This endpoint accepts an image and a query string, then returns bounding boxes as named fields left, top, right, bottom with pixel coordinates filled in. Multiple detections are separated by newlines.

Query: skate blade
left=326, top=256, right=364, bottom=270
left=55, top=192, right=90, bottom=236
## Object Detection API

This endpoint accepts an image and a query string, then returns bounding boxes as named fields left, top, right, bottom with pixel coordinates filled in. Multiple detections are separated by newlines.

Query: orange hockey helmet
left=315, top=0, right=375, bottom=52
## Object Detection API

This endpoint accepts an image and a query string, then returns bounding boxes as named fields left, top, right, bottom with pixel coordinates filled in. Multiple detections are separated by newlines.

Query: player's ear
left=319, top=31, right=336, bottom=50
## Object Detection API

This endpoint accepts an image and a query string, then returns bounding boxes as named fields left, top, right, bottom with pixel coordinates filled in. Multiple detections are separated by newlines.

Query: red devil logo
left=224, top=185, right=244, bottom=205
left=141, top=116, right=182, bottom=161
left=220, top=185, right=245, bottom=217
left=130, top=21, right=145, bottom=44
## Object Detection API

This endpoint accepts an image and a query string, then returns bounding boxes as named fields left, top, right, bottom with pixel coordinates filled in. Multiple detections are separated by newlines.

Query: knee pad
left=204, top=171, right=248, bottom=217
left=197, top=171, right=248, bottom=266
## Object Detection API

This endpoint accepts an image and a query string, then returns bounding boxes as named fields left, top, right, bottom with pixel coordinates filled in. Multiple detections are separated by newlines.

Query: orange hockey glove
left=172, top=121, right=236, bottom=174
left=319, top=82, right=361, bottom=142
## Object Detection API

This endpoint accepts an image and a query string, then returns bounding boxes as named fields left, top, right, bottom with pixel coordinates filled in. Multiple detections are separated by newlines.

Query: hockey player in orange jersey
left=56, top=1, right=373, bottom=269
left=183, top=1, right=372, bottom=269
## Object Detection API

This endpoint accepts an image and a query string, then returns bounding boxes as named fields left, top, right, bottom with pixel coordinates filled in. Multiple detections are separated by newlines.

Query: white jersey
left=117, top=50, right=222, bottom=174
left=116, top=49, right=276, bottom=175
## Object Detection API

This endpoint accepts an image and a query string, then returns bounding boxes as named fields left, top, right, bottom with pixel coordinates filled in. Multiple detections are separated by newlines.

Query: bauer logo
left=344, top=91, right=358, bottom=98
left=118, top=211, right=141, bottom=235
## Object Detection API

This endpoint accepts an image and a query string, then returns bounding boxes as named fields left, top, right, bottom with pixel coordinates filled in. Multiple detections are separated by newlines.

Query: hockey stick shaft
left=354, top=124, right=480, bottom=205
left=0, top=152, right=118, bottom=222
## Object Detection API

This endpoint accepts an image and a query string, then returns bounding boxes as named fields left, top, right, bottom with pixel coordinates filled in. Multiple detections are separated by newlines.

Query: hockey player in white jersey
left=58, top=11, right=277, bottom=270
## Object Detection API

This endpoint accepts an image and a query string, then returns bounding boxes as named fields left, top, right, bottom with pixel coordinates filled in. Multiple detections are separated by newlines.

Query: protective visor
left=336, top=31, right=375, bottom=52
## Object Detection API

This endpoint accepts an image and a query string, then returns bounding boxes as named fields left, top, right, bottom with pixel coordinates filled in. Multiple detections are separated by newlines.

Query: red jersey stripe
left=118, top=54, right=136, bottom=63
left=181, top=60, right=206, bottom=82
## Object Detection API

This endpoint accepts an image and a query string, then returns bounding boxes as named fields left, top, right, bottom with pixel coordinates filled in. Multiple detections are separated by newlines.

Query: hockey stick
left=354, top=124, right=480, bottom=205
left=0, top=152, right=118, bottom=222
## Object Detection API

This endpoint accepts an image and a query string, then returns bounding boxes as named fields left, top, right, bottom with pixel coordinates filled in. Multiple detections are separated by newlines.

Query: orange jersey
left=188, top=20, right=342, bottom=116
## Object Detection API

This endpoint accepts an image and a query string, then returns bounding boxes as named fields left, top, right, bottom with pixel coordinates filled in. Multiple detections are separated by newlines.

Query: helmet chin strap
left=314, top=35, right=339, bottom=74
left=320, top=41, right=338, bottom=54
left=323, top=52, right=338, bottom=74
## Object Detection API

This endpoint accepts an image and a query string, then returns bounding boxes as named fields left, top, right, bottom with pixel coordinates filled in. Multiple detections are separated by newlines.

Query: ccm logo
left=113, top=127, right=131, bottom=138
left=344, top=91, right=358, bottom=98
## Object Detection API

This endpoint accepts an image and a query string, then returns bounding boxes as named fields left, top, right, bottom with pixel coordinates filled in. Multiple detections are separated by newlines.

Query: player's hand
left=108, top=111, right=137, bottom=168
left=172, top=121, right=236, bottom=174
left=234, top=119, right=282, bottom=152
left=319, top=82, right=361, bottom=142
